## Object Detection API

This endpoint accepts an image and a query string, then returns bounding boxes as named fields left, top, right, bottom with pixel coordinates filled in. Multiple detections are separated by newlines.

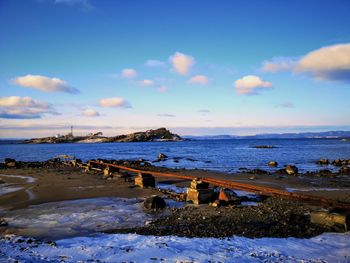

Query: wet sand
left=1, top=165, right=350, bottom=210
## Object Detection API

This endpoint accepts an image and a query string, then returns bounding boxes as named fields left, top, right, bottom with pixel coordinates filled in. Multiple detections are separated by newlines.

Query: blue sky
left=0, top=0, right=350, bottom=137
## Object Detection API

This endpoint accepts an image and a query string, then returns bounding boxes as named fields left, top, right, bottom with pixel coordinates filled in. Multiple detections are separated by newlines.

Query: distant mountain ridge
left=184, top=130, right=350, bottom=140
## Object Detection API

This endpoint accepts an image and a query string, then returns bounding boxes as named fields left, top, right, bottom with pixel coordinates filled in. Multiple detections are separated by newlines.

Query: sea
left=1, top=138, right=350, bottom=173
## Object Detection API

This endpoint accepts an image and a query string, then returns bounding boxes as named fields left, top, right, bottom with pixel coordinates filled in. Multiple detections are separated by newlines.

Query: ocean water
left=0, top=139, right=350, bottom=173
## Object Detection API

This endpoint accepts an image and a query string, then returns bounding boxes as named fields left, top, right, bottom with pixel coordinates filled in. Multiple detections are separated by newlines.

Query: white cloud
left=11, top=75, right=79, bottom=93
left=99, top=97, right=131, bottom=108
left=121, top=68, right=137, bottom=78
left=144, top=60, right=165, bottom=67
left=262, top=43, right=350, bottom=83
left=82, top=109, right=100, bottom=117
left=262, top=57, right=297, bottom=73
left=157, top=86, right=168, bottom=93
left=234, top=75, right=272, bottom=95
left=188, top=75, right=209, bottom=85
left=0, top=96, right=49, bottom=109
left=0, top=96, right=58, bottom=119
left=169, top=52, right=195, bottom=75
left=295, top=43, right=350, bottom=82
left=138, top=79, right=154, bottom=86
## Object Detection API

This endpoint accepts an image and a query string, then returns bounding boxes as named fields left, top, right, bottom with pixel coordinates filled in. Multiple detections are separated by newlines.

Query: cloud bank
left=234, top=75, right=272, bottom=95
left=169, top=52, right=195, bottom=75
left=0, top=96, right=58, bottom=119
left=138, top=79, right=154, bottom=86
left=12, top=75, right=79, bottom=94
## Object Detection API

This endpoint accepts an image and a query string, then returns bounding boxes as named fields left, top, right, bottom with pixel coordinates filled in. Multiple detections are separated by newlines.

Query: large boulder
left=332, top=159, right=343, bottom=166
left=286, top=165, right=298, bottom=175
left=144, top=195, right=166, bottom=210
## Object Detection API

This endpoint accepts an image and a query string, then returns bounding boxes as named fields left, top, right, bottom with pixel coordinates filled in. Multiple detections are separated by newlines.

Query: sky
left=0, top=0, right=350, bottom=138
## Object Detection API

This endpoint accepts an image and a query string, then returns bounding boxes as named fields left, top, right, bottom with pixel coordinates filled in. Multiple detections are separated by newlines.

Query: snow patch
left=0, top=232, right=349, bottom=262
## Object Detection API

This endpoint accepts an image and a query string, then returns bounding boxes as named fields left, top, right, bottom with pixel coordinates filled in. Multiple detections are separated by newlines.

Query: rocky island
left=22, top=128, right=183, bottom=144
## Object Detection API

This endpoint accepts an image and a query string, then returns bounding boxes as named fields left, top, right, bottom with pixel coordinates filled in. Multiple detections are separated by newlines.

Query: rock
left=310, top=210, right=350, bottom=232
left=190, top=178, right=209, bottom=190
left=285, top=165, right=298, bottom=175
left=339, top=166, right=350, bottom=174
left=316, top=159, right=329, bottom=165
left=332, top=159, right=343, bottom=166
left=268, top=161, right=278, bottom=167
left=4, top=158, right=16, bottom=168
left=158, top=153, right=168, bottom=160
left=135, top=173, right=155, bottom=188
left=0, top=218, right=8, bottom=227
left=252, top=145, right=277, bottom=149
left=218, top=188, right=238, bottom=202
left=187, top=188, right=215, bottom=205
left=144, top=195, right=166, bottom=210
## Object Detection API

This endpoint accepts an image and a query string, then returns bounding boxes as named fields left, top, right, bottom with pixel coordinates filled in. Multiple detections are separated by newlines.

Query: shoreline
left=0, top=159, right=350, bottom=240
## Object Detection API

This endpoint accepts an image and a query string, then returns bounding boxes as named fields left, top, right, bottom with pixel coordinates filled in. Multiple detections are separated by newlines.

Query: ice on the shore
left=0, top=232, right=349, bottom=262
left=0, top=174, right=36, bottom=183
left=0, top=174, right=36, bottom=197
left=2, top=197, right=158, bottom=239
left=156, top=183, right=187, bottom=193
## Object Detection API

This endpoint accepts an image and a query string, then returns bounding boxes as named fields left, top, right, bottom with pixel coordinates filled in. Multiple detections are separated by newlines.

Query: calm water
left=0, top=139, right=349, bottom=173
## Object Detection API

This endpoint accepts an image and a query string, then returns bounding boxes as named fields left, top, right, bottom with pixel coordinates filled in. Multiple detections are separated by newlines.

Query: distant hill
left=185, top=130, right=350, bottom=140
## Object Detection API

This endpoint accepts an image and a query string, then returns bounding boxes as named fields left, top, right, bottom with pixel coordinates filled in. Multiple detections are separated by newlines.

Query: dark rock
left=268, top=161, right=278, bottom=167
left=332, top=159, right=343, bottom=166
left=158, top=153, right=168, bottom=160
left=0, top=218, right=8, bottom=227
left=339, top=166, right=350, bottom=174
left=316, top=159, right=329, bottom=165
left=144, top=195, right=166, bottom=210
left=252, top=145, right=277, bottom=149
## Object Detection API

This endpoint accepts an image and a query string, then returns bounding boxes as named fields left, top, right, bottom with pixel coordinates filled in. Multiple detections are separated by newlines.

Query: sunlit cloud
left=144, top=59, right=165, bottom=67
left=11, top=75, right=79, bottom=93
left=0, top=96, right=58, bottom=119
left=121, top=68, right=137, bottom=78
left=99, top=97, right=131, bottom=108
left=262, top=43, right=350, bottom=83
left=188, top=75, right=209, bottom=85
left=82, top=108, right=100, bottom=117
left=295, top=43, right=350, bottom=83
left=169, top=52, right=195, bottom=75
left=138, top=79, right=154, bottom=86
left=234, top=75, right=272, bottom=95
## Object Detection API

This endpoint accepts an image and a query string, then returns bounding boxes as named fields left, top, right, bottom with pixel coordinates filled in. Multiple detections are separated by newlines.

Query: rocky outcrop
left=23, top=128, right=183, bottom=144
left=144, top=195, right=166, bottom=210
